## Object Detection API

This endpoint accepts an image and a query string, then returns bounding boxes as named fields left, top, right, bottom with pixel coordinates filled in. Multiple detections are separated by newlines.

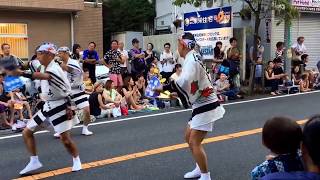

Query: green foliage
left=103, top=0, right=155, bottom=34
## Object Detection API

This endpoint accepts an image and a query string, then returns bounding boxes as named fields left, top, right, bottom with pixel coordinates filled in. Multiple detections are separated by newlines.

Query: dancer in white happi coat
left=156, top=33, right=225, bottom=180
left=57, top=47, right=93, bottom=136
left=18, top=43, right=82, bottom=175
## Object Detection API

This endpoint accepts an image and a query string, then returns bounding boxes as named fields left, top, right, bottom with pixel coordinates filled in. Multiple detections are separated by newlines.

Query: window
left=0, top=23, right=28, bottom=59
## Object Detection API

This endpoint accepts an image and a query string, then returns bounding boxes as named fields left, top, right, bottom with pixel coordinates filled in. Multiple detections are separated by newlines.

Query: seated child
left=300, top=73, right=311, bottom=92
left=215, top=73, right=241, bottom=100
left=83, top=68, right=93, bottom=94
left=251, top=117, right=304, bottom=180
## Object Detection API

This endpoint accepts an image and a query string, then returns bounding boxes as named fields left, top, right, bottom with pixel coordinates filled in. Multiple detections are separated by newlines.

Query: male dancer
left=57, top=47, right=93, bottom=136
left=19, top=43, right=82, bottom=175
left=156, top=33, right=225, bottom=180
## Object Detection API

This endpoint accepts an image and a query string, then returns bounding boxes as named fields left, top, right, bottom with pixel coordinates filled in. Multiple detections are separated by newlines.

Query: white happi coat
left=166, top=50, right=225, bottom=128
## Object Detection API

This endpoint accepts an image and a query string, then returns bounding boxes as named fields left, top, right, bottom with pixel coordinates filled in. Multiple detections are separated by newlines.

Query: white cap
left=57, top=46, right=71, bottom=53
left=37, top=43, right=57, bottom=54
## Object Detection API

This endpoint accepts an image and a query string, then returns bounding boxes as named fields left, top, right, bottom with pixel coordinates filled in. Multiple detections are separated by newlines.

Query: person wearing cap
left=58, top=46, right=93, bottom=136
left=18, top=43, right=82, bottom=175
left=155, top=33, right=225, bottom=180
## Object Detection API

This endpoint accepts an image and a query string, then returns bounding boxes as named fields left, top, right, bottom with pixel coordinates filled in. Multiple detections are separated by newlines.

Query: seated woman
left=0, top=72, right=13, bottom=128
left=292, top=66, right=302, bottom=85
left=122, top=76, right=143, bottom=110
left=103, top=80, right=123, bottom=117
left=135, top=74, right=146, bottom=100
left=89, top=82, right=113, bottom=118
left=103, top=80, right=123, bottom=104
left=170, top=64, right=182, bottom=81
left=265, top=61, right=279, bottom=96
left=300, top=73, right=311, bottom=92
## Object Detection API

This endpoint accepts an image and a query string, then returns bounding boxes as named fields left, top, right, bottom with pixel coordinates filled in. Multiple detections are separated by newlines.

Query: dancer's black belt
left=191, top=101, right=220, bottom=119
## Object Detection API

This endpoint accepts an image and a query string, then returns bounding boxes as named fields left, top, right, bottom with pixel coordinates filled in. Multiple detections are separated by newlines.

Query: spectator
left=250, top=36, right=264, bottom=90
left=265, top=61, right=279, bottom=96
left=291, top=36, right=307, bottom=61
left=89, top=81, right=113, bottom=118
left=0, top=72, right=13, bottom=129
left=0, top=43, right=25, bottom=69
left=170, top=64, right=182, bottom=81
left=144, top=43, right=157, bottom=72
left=83, top=68, right=93, bottom=94
left=135, top=74, right=146, bottom=99
left=118, top=41, right=129, bottom=79
left=275, top=41, right=284, bottom=60
left=262, top=115, right=320, bottom=180
left=71, top=44, right=82, bottom=61
left=251, top=117, right=303, bottom=180
left=215, top=73, right=241, bottom=100
left=148, top=57, right=161, bottom=80
left=160, top=43, right=176, bottom=84
left=227, top=37, right=241, bottom=89
left=130, top=38, right=146, bottom=81
left=212, top=41, right=225, bottom=80
left=10, top=88, right=33, bottom=124
left=299, top=73, right=311, bottom=92
left=273, top=57, right=287, bottom=85
left=194, top=44, right=203, bottom=60
left=122, top=76, right=143, bottom=110
left=103, top=40, right=124, bottom=92
left=292, top=66, right=302, bottom=85
left=82, top=42, right=99, bottom=83
left=103, top=80, right=122, bottom=105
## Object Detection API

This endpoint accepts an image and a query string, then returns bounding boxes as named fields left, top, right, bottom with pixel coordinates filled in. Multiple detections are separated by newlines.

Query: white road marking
left=0, top=90, right=319, bottom=141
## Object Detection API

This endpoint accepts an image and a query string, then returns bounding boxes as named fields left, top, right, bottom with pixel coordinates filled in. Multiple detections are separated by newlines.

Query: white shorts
left=27, top=99, right=75, bottom=134
left=188, top=121, right=214, bottom=132
left=71, top=90, right=89, bottom=110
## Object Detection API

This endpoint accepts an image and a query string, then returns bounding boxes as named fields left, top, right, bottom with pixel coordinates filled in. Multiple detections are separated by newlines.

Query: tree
left=173, top=0, right=298, bottom=95
left=102, top=0, right=155, bottom=49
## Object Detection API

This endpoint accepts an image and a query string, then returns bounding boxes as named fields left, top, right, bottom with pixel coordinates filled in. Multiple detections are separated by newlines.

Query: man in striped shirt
left=58, top=47, right=93, bottom=136
left=19, top=43, right=82, bottom=175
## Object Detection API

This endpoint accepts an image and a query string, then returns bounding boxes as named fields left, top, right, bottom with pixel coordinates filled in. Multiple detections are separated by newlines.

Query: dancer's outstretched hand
left=170, top=92, right=178, bottom=99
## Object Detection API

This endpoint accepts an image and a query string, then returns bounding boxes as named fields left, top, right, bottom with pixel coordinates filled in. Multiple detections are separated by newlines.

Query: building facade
left=0, top=0, right=103, bottom=59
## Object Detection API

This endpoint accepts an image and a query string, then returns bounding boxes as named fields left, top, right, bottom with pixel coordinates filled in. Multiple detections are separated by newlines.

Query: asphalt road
left=0, top=91, right=319, bottom=180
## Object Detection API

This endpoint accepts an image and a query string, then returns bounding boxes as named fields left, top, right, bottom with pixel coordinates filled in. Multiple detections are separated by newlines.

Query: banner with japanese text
left=184, top=6, right=233, bottom=60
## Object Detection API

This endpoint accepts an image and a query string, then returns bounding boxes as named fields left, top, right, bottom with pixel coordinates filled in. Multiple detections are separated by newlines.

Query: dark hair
left=273, top=57, right=282, bottom=64
left=301, top=73, right=308, bottom=80
left=164, top=43, right=171, bottom=48
left=297, top=36, right=304, bottom=42
left=262, top=117, right=302, bottom=154
left=267, top=60, right=273, bottom=65
left=136, top=73, right=144, bottom=79
left=88, top=42, right=96, bottom=48
left=111, top=40, right=119, bottom=44
left=257, top=36, right=261, bottom=41
left=216, top=41, right=222, bottom=46
left=303, top=115, right=320, bottom=166
left=83, top=68, right=89, bottom=72
left=229, top=37, right=237, bottom=44
left=132, top=38, right=139, bottom=45
left=72, top=44, right=81, bottom=54
left=182, top=32, right=195, bottom=41
left=147, top=43, right=154, bottom=49
left=123, top=76, right=133, bottom=89
left=276, top=42, right=284, bottom=48
left=105, top=80, right=113, bottom=90
left=301, top=54, right=309, bottom=61
left=292, top=66, right=301, bottom=75
left=1, top=43, right=10, bottom=50
left=173, top=63, right=182, bottom=73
